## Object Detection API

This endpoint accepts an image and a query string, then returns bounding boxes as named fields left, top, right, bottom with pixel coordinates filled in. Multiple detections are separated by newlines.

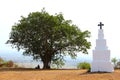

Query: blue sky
left=0, top=0, right=120, bottom=62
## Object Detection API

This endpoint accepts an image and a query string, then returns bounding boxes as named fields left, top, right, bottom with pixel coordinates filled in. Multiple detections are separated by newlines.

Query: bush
left=14, top=64, right=19, bottom=68
left=77, top=62, right=91, bottom=69
left=6, top=60, right=14, bottom=67
left=0, top=57, right=18, bottom=68
left=0, top=57, right=4, bottom=63
left=0, top=57, right=4, bottom=67
left=3, top=61, right=17, bottom=68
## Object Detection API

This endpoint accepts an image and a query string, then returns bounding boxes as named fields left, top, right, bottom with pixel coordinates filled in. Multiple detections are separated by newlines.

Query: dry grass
left=0, top=68, right=120, bottom=80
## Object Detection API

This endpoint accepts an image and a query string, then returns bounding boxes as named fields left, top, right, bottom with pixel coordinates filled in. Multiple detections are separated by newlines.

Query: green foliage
left=0, top=57, right=4, bottom=63
left=14, top=64, right=19, bottom=68
left=6, top=60, right=14, bottom=67
left=0, top=57, right=4, bottom=67
left=7, top=8, right=91, bottom=69
left=111, top=57, right=117, bottom=68
left=0, top=57, right=18, bottom=68
left=2, top=61, right=14, bottom=68
left=111, top=57, right=120, bottom=69
left=51, top=54, right=65, bottom=69
left=77, top=62, right=91, bottom=69
left=116, top=61, right=120, bottom=69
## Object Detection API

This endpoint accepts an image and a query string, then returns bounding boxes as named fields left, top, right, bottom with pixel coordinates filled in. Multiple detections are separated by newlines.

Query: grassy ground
left=0, top=68, right=120, bottom=80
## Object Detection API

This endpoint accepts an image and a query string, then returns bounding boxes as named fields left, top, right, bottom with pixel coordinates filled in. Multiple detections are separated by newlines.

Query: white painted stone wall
left=91, top=29, right=114, bottom=72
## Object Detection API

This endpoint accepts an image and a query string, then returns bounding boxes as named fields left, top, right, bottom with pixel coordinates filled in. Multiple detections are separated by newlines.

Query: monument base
left=91, top=61, right=114, bottom=72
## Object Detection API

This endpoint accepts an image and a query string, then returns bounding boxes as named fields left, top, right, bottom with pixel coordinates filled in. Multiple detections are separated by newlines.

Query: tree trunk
left=43, top=59, right=51, bottom=69
left=42, top=54, right=52, bottom=69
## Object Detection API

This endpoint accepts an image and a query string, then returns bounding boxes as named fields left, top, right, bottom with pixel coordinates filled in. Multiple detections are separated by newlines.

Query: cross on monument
left=98, top=22, right=104, bottom=29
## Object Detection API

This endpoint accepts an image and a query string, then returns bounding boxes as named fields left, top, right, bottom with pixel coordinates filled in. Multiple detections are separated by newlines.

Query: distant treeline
left=0, top=57, right=18, bottom=68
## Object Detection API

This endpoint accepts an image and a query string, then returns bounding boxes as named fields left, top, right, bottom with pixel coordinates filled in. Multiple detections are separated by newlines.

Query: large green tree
left=7, top=9, right=91, bottom=69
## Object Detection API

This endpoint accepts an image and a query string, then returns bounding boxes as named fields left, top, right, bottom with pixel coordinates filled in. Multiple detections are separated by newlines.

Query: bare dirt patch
left=0, top=68, right=120, bottom=80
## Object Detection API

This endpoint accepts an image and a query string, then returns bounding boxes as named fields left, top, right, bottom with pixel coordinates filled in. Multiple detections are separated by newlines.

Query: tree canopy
left=7, top=9, right=91, bottom=69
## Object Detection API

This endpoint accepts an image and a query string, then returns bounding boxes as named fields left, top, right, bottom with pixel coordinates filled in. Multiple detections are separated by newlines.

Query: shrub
left=0, top=58, right=4, bottom=67
left=6, top=60, right=14, bottom=67
left=0, top=57, right=18, bottom=68
left=14, top=64, right=19, bottom=68
left=0, top=57, right=4, bottom=63
left=77, top=62, right=91, bottom=69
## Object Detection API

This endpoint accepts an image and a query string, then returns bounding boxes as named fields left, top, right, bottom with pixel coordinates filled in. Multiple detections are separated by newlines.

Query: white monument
left=91, top=22, right=114, bottom=72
